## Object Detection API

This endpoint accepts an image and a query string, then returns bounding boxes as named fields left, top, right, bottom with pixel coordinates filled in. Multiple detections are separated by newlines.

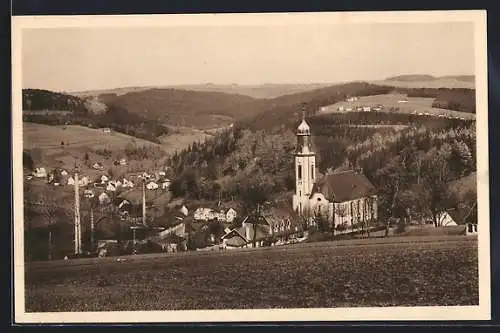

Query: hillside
left=22, top=89, right=169, bottom=143
left=97, top=88, right=259, bottom=129
left=386, top=74, right=437, bottom=82
left=372, top=74, right=475, bottom=89
left=71, top=83, right=334, bottom=100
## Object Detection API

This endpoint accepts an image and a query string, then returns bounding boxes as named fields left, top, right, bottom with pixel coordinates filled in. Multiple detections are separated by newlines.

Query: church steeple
left=292, top=103, right=316, bottom=216
left=296, top=104, right=312, bottom=154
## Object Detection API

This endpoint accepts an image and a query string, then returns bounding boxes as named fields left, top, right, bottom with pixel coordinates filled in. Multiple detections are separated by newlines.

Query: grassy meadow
left=25, top=236, right=478, bottom=312
left=319, top=93, right=476, bottom=120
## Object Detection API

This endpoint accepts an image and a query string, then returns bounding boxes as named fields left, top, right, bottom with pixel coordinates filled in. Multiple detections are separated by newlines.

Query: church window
left=311, top=165, right=314, bottom=180
left=298, top=165, right=302, bottom=180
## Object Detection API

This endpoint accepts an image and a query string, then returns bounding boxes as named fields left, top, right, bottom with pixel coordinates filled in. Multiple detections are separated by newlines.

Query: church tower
left=292, top=108, right=316, bottom=216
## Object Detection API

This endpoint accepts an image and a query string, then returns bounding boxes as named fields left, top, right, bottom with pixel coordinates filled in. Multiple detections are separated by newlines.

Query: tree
left=422, top=145, right=454, bottom=226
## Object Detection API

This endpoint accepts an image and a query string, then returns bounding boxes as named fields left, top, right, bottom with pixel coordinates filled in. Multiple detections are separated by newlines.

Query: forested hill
left=22, top=89, right=169, bottom=143
left=97, top=88, right=260, bottom=129
left=23, top=89, right=88, bottom=113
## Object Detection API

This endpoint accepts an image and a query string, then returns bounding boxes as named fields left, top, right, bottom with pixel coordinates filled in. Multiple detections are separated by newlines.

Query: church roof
left=311, top=170, right=377, bottom=202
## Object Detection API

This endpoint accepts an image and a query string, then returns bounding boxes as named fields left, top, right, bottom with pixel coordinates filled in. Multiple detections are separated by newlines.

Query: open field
left=23, top=122, right=159, bottom=151
left=25, top=236, right=478, bottom=311
left=23, top=122, right=217, bottom=176
left=318, top=93, right=476, bottom=120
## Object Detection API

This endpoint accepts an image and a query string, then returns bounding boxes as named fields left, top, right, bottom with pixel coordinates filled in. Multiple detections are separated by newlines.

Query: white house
left=146, top=181, right=159, bottom=190
left=109, top=180, right=122, bottom=188
left=98, top=192, right=111, bottom=205
left=84, top=189, right=95, bottom=199
left=194, top=208, right=215, bottom=221
left=438, top=211, right=458, bottom=227
left=362, top=106, right=371, bottom=112
left=180, top=205, right=189, bottom=217
left=79, top=176, right=90, bottom=187
left=161, top=180, right=171, bottom=190
left=100, top=175, right=109, bottom=183
left=60, top=169, right=68, bottom=176
left=106, top=183, right=117, bottom=192
left=119, top=158, right=127, bottom=166
left=226, top=208, right=238, bottom=223
left=92, top=162, right=104, bottom=170
left=122, top=178, right=134, bottom=188
left=32, top=167, right=47, bottom=178
left=67, top=176, right=75, bottom=185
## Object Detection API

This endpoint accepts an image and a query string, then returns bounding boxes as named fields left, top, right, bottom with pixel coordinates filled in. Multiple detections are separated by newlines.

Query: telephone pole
left=142, top=178, right=146, bottom=226
left=74, top=164, right=82, bottom=255
left=90, top=206, right=95, bottom=253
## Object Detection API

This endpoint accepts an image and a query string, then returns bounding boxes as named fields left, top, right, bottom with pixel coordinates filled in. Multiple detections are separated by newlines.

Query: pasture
left=25, top=235, right=478, bottom=312
left=319, top=93, right=476, bottom=120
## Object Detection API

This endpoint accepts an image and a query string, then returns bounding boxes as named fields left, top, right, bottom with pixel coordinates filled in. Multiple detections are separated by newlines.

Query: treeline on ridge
left=22, top=89, right=169, bottom=143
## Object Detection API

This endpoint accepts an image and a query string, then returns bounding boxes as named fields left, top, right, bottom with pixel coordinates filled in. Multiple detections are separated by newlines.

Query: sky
left=22, top=22, right=475, bottom=92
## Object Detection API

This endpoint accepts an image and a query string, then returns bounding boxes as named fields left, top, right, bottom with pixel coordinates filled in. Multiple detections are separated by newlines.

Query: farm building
left=291, top=114, right=378, bottom=230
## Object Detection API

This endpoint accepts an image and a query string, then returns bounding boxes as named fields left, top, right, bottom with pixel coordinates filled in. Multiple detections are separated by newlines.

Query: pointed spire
left=301, top=103, right=306, bottom=121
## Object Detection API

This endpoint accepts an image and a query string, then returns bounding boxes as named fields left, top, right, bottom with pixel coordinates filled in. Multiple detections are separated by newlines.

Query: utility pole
left=142, top=178, right=147, bottom=226
left=74, top=164, right=82, bottom=255
left=90, top=206, right=95, bottom=253
left=48, top=229, right=52, bottom=260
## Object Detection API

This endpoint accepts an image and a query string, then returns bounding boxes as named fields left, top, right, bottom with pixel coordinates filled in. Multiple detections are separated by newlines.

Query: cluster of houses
left=410, top=110, right=467, bottom=120
left=335, top=104, right=384, bottom=113
left=26, top=163, right=172, bottom=207
left=147, top=204, right=308, bottom=253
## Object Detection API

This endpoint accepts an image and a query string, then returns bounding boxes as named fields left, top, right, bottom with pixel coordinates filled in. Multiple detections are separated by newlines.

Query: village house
left=98, top=192, right=111, bottom=205
left=146, top=181, right=159, bottom=190
left=220, top=209, right=303, bottom=249
left=180, top=205, right=189, bottom=216
left=291, top=114, right=378, bottom=231
left=193, top=208, right=215, bottom=221
left=106, top=183, right=117, bottom=192
left=92, top=162, right=105, bottom=170
left=83, top=189, right=95, bottom=199
left=225, top=208, right=237, bottom=223
left=161, top=179, right=171, bottom=190
left=122, top=178, right=134, bottom=188
left=32, top=167, right=47, bottom=178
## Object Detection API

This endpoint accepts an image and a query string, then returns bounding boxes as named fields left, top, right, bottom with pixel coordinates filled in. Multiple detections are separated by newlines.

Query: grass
left=319, top=93, right=475, bottom=120
left=25, top=236, right=478, bottom=312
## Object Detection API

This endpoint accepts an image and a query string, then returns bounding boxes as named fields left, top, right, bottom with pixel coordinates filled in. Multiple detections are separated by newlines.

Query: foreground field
left=25, top=236, right=478, bottom=312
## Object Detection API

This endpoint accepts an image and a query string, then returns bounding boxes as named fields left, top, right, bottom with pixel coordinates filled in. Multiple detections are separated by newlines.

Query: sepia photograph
left=12, top=10, right=490, bottom=323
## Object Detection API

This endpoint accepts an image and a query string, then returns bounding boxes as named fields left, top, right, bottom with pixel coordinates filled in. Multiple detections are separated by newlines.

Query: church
left=292, top=115, right=378, bottom=230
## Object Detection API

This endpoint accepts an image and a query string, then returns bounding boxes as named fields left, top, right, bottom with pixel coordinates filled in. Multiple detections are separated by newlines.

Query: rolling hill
left=372, top=74, right=475, bottom=89
left=70, top=83, right=334, bottom=100
left=96, top=88, right=260, bottom=129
